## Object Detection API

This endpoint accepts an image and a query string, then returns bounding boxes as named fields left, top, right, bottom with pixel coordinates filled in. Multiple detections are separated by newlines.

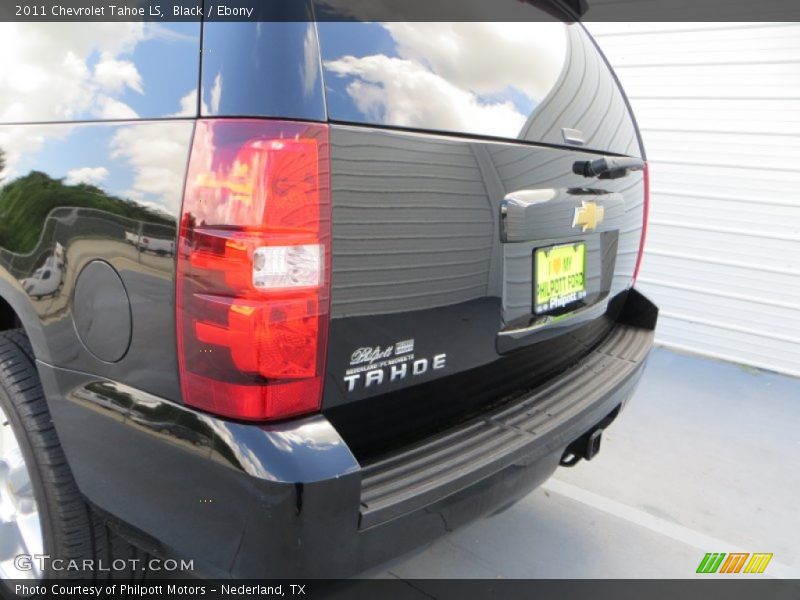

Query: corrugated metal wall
left=587, top=23, right=800, bottom=377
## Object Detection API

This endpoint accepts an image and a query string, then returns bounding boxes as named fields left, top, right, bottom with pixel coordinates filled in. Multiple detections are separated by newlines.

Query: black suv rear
left=0, top=3, right=656, bottom=582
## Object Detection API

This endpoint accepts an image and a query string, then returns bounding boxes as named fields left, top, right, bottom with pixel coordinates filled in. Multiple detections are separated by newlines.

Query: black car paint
left=35, top=288, right=656, bottom=577
left=322, top=124, right=645, bottom=459
left=0, top=13, right=656, bottom=578
left=0, top=121, right=188, bottom=401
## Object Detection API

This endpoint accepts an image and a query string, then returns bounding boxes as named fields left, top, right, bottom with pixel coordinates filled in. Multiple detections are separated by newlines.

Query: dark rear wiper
left=573, top=157, right=645, bottom=179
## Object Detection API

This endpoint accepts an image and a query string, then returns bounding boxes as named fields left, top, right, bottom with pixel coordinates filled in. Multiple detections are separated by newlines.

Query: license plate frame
left=533, top=242, right=588, bottom=314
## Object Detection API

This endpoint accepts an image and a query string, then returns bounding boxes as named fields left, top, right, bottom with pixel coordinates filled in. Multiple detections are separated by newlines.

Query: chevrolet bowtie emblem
left=572, top=200, right=605, bottom=232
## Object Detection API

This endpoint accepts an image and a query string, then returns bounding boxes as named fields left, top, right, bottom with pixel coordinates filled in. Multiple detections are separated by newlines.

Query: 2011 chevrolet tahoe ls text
left=0, top=1, right=657, bottom=584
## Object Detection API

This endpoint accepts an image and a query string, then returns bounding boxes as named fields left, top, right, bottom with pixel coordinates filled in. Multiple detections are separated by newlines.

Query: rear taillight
left=632, top=162, right=649, bottom=284
left=176, top=120, right=330, bottom=421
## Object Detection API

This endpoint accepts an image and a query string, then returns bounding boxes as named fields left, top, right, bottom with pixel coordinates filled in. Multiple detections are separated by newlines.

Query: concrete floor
left=376, top=347, right=800, bottom=579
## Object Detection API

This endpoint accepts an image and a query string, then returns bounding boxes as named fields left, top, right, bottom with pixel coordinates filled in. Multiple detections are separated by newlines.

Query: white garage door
left=587, top=23, right=800, bottom=377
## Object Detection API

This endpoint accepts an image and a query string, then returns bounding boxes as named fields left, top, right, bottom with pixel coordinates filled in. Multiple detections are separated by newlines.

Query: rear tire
left=0, top=329, right=146, bottom=589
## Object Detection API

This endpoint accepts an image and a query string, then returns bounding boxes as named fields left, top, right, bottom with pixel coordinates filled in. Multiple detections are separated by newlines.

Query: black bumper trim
left=359, top=316, right=654, bottom=529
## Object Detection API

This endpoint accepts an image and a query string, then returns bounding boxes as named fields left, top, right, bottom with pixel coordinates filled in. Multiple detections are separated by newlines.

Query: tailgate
left=316, top=18, right=646, bottom=458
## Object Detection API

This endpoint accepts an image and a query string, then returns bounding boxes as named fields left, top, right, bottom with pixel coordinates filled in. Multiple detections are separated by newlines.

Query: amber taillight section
left=176, top=120, right=330, bottom=421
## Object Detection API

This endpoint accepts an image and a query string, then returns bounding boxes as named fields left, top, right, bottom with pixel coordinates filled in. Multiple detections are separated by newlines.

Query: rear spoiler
left=526, top=0, right=590, bottom=20
left=562, top=0, right=589, bottom=17
left=306, top=0, right=590, bottom=23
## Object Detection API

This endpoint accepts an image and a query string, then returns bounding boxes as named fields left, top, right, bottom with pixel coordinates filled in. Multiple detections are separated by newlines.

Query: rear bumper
left=39, top=289, right=657, bottom=578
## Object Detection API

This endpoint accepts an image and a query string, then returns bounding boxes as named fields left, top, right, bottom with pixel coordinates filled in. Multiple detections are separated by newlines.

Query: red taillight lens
left=632, top=162, right=649, bottom=284
left=177, top=120, right=330, bottom=421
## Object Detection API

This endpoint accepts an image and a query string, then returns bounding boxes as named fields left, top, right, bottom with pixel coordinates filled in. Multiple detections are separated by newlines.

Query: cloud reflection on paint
left=322, top=22, right=568, bottom=138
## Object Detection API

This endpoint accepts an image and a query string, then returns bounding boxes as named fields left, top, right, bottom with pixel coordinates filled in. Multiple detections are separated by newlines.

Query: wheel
left=0, top=329, right=146, bottom=588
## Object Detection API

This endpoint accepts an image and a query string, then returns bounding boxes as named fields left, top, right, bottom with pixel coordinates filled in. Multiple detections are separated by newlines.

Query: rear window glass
left=316, top=20, right=641, bottom=157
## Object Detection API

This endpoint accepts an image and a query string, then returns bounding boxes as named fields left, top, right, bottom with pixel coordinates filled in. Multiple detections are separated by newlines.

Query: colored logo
left=696, top=552, right=773, bottom=574
left=572, top=200, right=605, bottom=232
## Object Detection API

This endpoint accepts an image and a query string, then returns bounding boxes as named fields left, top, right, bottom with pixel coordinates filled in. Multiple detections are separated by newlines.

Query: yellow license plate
left=534, top=242, right=587, bottom=313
